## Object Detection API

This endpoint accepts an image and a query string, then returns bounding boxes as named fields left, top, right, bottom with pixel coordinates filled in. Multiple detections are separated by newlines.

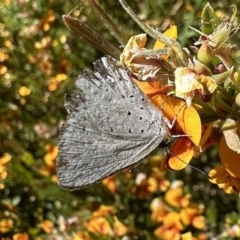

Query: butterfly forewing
left=57, top=56, right=168, bottom=190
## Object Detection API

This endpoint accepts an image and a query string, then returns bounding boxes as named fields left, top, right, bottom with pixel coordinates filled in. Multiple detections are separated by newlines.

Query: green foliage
left=0, top=0, right=240, bottom=239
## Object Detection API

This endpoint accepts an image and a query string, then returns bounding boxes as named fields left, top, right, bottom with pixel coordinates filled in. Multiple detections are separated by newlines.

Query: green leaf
left=12, top=163, right=34, bottom=184
left=22, top=151, right=35, bottom=166
left=201, top=3, right=220, bottom=34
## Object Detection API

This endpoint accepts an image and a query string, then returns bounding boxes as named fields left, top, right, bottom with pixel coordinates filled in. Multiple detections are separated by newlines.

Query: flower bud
left=197, top=43, right=214, bottom=65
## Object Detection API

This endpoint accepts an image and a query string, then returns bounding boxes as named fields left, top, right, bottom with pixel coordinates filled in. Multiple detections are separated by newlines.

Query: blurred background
left=1, top=0, right=240, bottom=239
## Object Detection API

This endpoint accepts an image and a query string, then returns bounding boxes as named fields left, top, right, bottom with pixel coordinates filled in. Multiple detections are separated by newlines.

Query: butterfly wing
left=57, top=56, right=169, bottom=190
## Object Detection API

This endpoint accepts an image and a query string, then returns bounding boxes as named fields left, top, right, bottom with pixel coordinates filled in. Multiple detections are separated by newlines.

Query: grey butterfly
left=57, top=56, right=170, bottom=190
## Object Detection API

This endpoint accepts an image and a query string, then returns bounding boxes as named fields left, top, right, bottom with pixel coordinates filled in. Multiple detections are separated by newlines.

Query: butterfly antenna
left=165, top=148, right=211, bottom=179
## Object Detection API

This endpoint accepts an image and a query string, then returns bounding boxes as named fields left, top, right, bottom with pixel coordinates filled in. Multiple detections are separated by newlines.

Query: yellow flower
left=132, top=174, right=160, bottom=198
left=154, top=212, right=183, bottom=240
left=40, top=10, right=55, bottom=32
left=150, top=198, right=169, bottom=223
left=91, top=205, right=116, bottom=218
left=0, top=219, right=13, bottom=233
left=175, top=59, right=217, bottom=106
left=86, top=217, right=113, bottom=235
left=113, top=216, right=128, bottom=236
left=194, top=122, right=215, bottom=157
left=44, top=144, right=58, bottom=167
left=102, top=176, right=116, bottom=193
left=0, top=153, right=11, bottom=189
left=13, top=232, right=30, bottom=240
left=0, top=64, right=8, bottom=75
left=222, top=118, right=240, bottom=154
left=165, top=187, right=191, bottom=208
left=48, top=74, right=68, bottom=92
left=209, top=165, right=240, bottom=194
left=19, top=86, right=31, bottom=97
left=40, top=219, right=54, bottom=234
left=219, top=123, right=240, bottom=178
left=74, top=231, right=91, bottom=240
left=180, top=204, right=205, bottom=229
left=181, top=232, right=193, bottom=240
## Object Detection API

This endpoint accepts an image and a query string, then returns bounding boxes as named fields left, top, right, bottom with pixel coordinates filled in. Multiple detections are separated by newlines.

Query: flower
left=91, top=205, right=116, bottom=218
left=18, top=86, right=31, bottom=97
left=180, top=204, right=205, bottom=229
left=174, top=59, right=217, bottom=106
left=209, top=166, right=240, bottom=194
left=150, top=198, right=169, bottom=222
left=102, top=176, right=116, bottom=193
left=0, top=153, right=11, bottom=189
left=113, top=216, right=128, bottom=236
left=0, top=219, right=13, bottom=233
left=154, top=212, right=184, bottom=240
left=40, top=219, right=54, bottom=234
left=86, top=217, right=113, bottom=235
left=219, top=121, right=240, bottom=179
left=120, top=34, right=172, bottom=81
left=13, top=232, right=30, bottom=240
left=165, top=187, right=191, bottom=208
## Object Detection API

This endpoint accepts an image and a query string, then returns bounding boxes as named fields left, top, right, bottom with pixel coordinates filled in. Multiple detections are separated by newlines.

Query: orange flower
left=219, top=125, right=240, bottom=179
left=165, top=187, right=191, bottom=208
left=75, top=231, right=91, bottom=240
left=148, top=165, right=170, bottom=192
left=0, top=51, right=9, bottom=62
left=133, top=173, right=160, bottom=198
left=150, top=198, right=169, bottom=223
left=181, top=232, right=193, bottom=240
left=13, top=232, right=30, bottom=240
left=136, top=84, right=201, bottom=171
left=48, top=74, right=68, bottom=92
left=180, top=204, right=205, bottom=229
left=34, top=36, right=51, bottom=49
left=209, top=165, right=240, bottom=194
left=222, top=118, right=240, bottom=154
left=40, top=10, right=55, bottom=31
left=154, top=212, right=183, bottom=240
left=40, top=219, right=54, bottom=234
left=44, top=144, right=58, bottom=167
left=0, top=153, right=11, bottom=189
left=113, top=216, right=128, bottom=236
left=194, top=122, right=215, bottom=157
left=91, top=205, right=116, bottom=218
left=86, top=205, right=127, bottom=236
left=102, top=176, right=116, bottom=193
left=0, top=219, right=13, bottom=233
left=86, top=217, right=113, bottom=235
left=40, top=144, right=58, bottom=180
left=0, top=64, right=7, bottom=75
left=121, top=25, right=202, bottom=172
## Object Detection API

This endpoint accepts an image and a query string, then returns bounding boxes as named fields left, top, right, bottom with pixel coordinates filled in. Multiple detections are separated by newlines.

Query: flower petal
left=222, top=118, right=240, bottom=154
left=151, top=95, right=201, bottom=146
left=167, top=138, right=194, bottom=170
left=219, top=135, right=240, bottom=178
left=153, top=25, right=177, bottom=49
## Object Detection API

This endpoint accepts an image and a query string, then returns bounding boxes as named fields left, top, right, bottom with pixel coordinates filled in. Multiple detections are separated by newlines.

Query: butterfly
left=57, top=56, right=171, bottom=190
